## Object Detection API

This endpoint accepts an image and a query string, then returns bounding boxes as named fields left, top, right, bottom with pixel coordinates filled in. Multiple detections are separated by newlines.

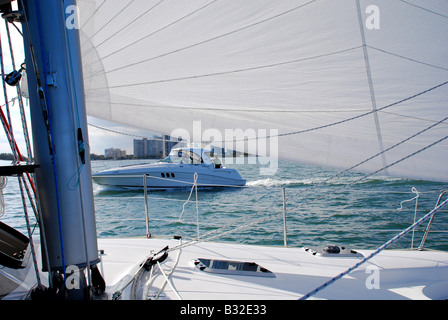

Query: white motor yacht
left=92, top=148, right=246, bottom=189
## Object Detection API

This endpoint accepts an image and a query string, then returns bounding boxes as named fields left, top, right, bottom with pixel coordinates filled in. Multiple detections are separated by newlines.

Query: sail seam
left=356, top=0, right=388, bottom=174
left=94, top=0, right=165, bottom=49
left=105, top=45, right=362, bottom=88
left=100, top=0, right=220, bottom=61
left=103, top=0, right=317, bottom=75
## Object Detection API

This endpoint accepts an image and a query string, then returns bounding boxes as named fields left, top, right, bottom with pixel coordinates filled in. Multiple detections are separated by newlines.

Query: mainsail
left=79, top=0, right=448, bottom=182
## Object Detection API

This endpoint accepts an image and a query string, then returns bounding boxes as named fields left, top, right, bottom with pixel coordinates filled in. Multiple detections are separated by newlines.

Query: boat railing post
left=282, top=187, right=287, bottom=247
left=418, top=190, right=446, bottom=250
left=144, top=174, right=150, bottom=238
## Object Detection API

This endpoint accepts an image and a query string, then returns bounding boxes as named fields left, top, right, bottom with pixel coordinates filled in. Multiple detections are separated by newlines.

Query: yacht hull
left=92, top=163, right=246, bottom=189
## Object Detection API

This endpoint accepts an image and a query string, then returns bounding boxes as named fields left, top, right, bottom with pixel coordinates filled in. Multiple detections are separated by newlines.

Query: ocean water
left=1, top=158, right=447, bottom=251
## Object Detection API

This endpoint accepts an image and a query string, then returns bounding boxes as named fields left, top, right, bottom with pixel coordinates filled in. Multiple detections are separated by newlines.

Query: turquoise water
left=2, top=159, right=448, bottom=251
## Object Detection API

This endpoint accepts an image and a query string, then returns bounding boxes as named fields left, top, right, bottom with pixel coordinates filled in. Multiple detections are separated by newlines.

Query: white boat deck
left=97, top=237, right=448, bottom=300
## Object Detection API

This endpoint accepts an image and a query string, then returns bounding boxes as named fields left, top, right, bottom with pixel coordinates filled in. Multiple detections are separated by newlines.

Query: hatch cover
left=193, top=258, right=275, bottom=278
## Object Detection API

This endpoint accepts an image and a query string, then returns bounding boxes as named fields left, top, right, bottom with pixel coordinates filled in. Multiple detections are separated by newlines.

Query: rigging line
left=10, top=21, right=22, bottom=36
left=399, top=0, right=448, bottom=19
left=292, top=115, right=448, bottom=198
left=5, top=21, right=33, bottom=161
left=104, top=0, right=317, bottom=75
left=94, top=81, right=448, bottom=143
left=367, top=45, right=448, bottom=72
left=100, top=0, right=220, bottom=61
left=167, top=194, right=284, bottom=252
left=307, top=133, right=448, bottom=199
left=107, top=46, right=363, bottom=88
left=0, top=102, right=38, bottom=197
left=168, top=210, right=282, bottom=253
left=299, top=196, right=448, bottom=300
left=0, top=32, right=17, bottom=160
left=158, top=124, right=448, bottom=246
left=352, top=134, right=448, bottom=183
left=0, top=100, right=18, bottom=159
left=262, top=80, right=448, bottom=140
left=380, top=110, right=448, bottom=126
left=94, top=0, right=165, bottom=49
left=166, top=194, right=285, bottom=253
left=17, top=174, right=42, bottom=287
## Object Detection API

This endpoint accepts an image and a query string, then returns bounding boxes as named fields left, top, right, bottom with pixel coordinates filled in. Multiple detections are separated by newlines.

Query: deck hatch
left=193, top=258, right=275, bottom=278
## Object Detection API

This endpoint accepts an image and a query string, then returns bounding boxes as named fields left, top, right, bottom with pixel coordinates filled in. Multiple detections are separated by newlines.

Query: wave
left=246, top=178, right=316, bottom=187
left=246, top=176, right=409, bottom=188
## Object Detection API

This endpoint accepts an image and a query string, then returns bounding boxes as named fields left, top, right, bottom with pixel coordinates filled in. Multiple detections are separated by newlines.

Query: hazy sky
left=86, top=118, right=158, bottom=155
left=0, top=10, right=157, bottom=157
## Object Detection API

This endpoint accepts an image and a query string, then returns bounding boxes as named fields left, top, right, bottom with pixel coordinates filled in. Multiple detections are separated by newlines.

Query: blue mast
left=3, top=0, right=104, bottom=299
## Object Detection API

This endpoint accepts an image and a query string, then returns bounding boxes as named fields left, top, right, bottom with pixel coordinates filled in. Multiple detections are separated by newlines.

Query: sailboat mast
left=18, top=0, right=100, bottom=296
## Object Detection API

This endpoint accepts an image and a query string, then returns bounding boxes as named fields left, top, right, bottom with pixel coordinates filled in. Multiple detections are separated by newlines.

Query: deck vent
left=193, top=258, right=275, bottom=278
left=303, top=246, right=363, bottom=258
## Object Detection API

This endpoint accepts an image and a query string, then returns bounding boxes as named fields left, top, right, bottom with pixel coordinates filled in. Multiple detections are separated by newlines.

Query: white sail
left=79, top=0, right=448, bottom=182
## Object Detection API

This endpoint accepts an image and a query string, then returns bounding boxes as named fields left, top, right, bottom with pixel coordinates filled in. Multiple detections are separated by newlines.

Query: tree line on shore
left=0, top=152, right=160, bottom=161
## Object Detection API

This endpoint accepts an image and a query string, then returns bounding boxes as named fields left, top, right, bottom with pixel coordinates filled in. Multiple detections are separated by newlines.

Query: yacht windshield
left=159, top=156, right=171, bottom=163
left=159, top=155, right=182, bottom=164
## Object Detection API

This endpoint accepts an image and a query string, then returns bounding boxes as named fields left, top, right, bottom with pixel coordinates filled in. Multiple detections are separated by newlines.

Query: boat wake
left=246, top=178, right=314, bottom=187
left=246, top=176, right=409, bottom=188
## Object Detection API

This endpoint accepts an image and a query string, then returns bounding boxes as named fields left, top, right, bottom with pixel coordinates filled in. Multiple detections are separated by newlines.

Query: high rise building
left=104, top=148, right=126, bottom=159
left=133, top=136, right=182, bottom=158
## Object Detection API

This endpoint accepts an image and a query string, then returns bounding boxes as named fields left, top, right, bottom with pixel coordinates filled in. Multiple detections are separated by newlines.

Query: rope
left=177, top=172, right=199, bottom=238
left=166, top=198, right=281, bottom=254
left=299, top=196, right=448, bottom=300
left=398, top=187, right=420, bottom=249
left=351, top=135, right=448, bottom=184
